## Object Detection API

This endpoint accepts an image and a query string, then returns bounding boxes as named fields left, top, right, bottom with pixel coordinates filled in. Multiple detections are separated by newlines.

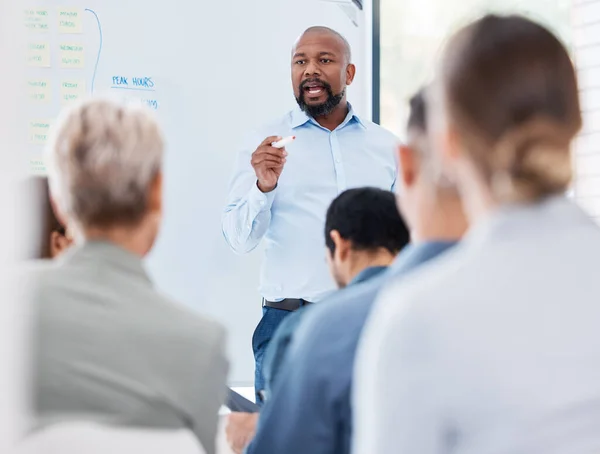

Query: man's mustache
left=299, top=79, right=333, bottom=92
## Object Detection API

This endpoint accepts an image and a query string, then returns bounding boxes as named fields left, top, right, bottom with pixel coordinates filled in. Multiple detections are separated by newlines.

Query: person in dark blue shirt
left=225, top=186, right=409, bottom=451
left=228, top=87, right=468, bottom=454
left=262, top=186, right=411, bottom=401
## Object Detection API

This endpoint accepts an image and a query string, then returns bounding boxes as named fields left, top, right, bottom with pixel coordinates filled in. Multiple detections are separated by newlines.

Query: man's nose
left=304, top=61, right=321, bottom=78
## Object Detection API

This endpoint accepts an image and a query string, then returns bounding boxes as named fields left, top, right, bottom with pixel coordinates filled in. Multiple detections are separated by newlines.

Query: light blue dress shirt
left=222, top=105, right=398, bottom=301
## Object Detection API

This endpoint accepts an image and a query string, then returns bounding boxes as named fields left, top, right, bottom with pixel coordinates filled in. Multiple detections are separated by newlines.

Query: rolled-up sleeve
left=222, top=132, right=276, bottom=254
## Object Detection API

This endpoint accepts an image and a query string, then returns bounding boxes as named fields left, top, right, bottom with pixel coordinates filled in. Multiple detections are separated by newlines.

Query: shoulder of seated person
left=156, top=292, right=224, bottom=327
left=315, top=278, right=383, bottom=316
left=378, top=246, right=468, bottom=323
left=20, top=258, right=61, bottom=285
left=152, top=292, right=226, bottom=341
left=293, top=283, right=381, bottom=341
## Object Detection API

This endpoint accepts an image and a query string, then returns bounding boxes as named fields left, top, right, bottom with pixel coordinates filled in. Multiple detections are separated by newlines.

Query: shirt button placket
left=330, top=131, right=346, bottom=193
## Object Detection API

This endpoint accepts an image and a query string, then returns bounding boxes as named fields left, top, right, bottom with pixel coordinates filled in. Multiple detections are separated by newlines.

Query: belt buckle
left=263, top=298, right=305, bottom=311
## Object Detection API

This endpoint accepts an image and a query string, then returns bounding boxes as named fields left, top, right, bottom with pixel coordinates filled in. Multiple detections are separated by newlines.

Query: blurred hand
left=226, top=412, right=259, bottom=454
left=251, top=136, right=287, bottom=193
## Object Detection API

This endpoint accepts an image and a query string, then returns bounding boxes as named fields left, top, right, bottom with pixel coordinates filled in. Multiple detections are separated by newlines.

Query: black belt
left=262, top=298, right=312, bottom=312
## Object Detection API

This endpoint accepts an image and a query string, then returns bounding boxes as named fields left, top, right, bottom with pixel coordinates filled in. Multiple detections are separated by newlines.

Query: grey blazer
left=30, top=241, right=228, bottom=454
left=353, top=196, right=600, bottom=454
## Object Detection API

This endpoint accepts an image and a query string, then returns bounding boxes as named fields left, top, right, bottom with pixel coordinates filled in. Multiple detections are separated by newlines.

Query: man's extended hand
left=251, top=136, right=288, bottom=193
left=226, top=412, right=259, bottom=454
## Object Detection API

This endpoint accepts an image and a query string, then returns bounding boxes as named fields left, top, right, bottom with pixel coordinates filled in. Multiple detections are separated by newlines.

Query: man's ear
left=148, top=171, right=163, bottom=213
left=49, top=231, right=71, bottom=258
left=330, top=229, right=351, bottom=261
left=397, top=144, right=419, bottom=188
left=345, top=63, right=356, bottom=86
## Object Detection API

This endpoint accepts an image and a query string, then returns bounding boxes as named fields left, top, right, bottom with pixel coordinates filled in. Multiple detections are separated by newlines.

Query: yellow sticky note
left=60, top=80, right=86, bottom=105
left=30, top=158, right=47, bottom=175
left=27, top=79, right=51, bottom=103
left=59, top=43, right=84, bottom=68
left=29, top=120, right=52, bottom=145
left=57, top=7, right=83, bottom=33
left=24, top=8, right=50, bottom=32
left=27, top=42, right=51, bottom=67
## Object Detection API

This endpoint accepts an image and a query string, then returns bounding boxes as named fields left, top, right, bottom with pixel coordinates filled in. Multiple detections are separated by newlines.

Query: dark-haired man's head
left=396, top=88, right=467, bottom=243
left=324, top=187, right=410, bottom=288
left=292, top=26, right=355, bottom=118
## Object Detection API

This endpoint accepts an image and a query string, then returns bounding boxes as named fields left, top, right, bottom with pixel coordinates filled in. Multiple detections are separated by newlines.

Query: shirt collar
left=290, top=103, right=366, bottom=130
left=60, top=240, right=152, bottom=285
left=388, top=241, right=458, bottom=278
left=349, top=265, right=388, bottom=286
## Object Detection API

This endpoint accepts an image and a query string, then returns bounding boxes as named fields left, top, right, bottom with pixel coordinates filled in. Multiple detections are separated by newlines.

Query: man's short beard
left=296, top=86, right=345, bottom=118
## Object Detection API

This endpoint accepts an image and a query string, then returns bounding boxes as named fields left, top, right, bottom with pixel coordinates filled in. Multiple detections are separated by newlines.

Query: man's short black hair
left=325, top=187, right=410, bottom=255
left=408, top=88, right=427, bottom=133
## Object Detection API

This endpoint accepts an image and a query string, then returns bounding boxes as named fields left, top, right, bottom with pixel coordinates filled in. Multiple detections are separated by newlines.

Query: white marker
left=271, top=135, right=296, bottom=149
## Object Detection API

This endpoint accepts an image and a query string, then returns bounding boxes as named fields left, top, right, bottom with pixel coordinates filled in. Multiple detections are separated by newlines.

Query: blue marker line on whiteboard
left=84, top=8, right=102, bottom=93
left=110, top=86, right=156, bottom=92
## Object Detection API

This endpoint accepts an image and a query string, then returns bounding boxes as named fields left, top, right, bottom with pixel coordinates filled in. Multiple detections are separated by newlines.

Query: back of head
left=398, top=88, right=467, bottom=241
left=406, top=87, right=433, bottom=173
left=408, top=89, right=427, bottom=135
left=325, top=187, right=410, bottom=254
left=46, top=99, right=164, bottom=231
left=440, top=14, right=581, bottom=202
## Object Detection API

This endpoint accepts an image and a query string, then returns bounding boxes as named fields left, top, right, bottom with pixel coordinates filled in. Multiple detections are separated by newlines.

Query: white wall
left=573, top=0, right=600, bottom=222
left=21, top=0, right=371, bottom=387
left=0, top=2, right=29, bottom=452
left=22, top=0, right=371, bottom=387
left=128, top=0, right=371, bottom=386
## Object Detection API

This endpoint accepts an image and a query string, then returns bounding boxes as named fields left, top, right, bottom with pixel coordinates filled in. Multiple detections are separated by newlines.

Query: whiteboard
left=24, top=0, right=372, bottom=385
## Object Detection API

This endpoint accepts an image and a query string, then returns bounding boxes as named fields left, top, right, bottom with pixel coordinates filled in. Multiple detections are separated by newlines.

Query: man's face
left=291, top=32, right=354, bottom=117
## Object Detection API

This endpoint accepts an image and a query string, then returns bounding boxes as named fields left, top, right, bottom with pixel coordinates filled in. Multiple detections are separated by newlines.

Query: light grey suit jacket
left=354, top=196, right=600, bottom=454
left=30, top=241, right=228, bottom=454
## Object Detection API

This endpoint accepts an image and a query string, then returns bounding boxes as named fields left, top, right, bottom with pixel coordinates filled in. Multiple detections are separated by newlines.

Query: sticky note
left=30, top=158, right=47, bottom=175
left=60, top=80, right=86, bottom=105
left=57, top=7, right=83, bottom=33
left=27, top=42, right=51, bottom=67
left=29, top=120, right=52, bottom=145
left=24, top=8, right=50, bottom=32
left=59, top=43, right=84, bottom=68
left=27, top=79, right=51, bottom=103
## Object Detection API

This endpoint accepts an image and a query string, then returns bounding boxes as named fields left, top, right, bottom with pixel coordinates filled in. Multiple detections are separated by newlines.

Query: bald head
left=291, top=25, right=356, bottom=120
left=294, top=26, right=352, bottom=63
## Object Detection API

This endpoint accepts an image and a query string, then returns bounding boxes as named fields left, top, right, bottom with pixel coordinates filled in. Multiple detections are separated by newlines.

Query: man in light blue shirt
left=222, top=26, right=397, bottom=400
left=238, top=88, right=467, bottom=454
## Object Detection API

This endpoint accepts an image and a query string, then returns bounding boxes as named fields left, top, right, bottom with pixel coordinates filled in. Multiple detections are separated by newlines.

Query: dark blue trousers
left=251, top=306, right=291, bottom=406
